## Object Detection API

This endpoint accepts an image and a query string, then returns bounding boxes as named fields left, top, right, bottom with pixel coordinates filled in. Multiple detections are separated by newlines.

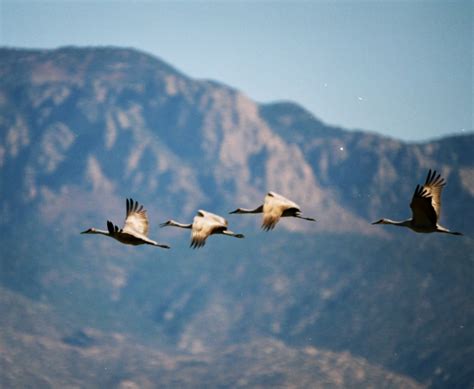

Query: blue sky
left=1, top=0, right=472, bottom=141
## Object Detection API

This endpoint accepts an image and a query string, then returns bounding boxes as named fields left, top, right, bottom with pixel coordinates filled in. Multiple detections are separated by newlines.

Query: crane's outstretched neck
left=160, top=220, right=193, bottom=229
left=229, top=205, right=264, bottom=214
left=372, top=218, right=411, bottom=227
left=80, top=228, right=110, bottom=236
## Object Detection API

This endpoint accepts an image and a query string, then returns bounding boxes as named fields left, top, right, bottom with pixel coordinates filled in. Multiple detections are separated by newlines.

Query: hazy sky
left=1, top=0, right=472, bottom=141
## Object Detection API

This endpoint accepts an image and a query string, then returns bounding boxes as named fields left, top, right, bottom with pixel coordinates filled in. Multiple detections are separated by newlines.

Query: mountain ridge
left=0, top=47, right=472, bottom=388
left=1, top=46, right=472, bottom=235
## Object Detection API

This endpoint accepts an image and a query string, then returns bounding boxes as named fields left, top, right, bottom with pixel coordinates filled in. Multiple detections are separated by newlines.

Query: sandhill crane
left=372, top=169, right=462, bottom=235
left=81, top=198, right=170, bottom=248
left=160, top=210, right=244, bottom=248
left=229, top=191, right=316, bottom=231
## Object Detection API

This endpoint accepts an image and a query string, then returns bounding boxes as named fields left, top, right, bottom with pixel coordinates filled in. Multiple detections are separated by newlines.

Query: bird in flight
left=229, top=191, right=316, bottom=231
left=160, top=210, right=244, bottom=248
left=372, top=169, right=462, bottom=235
left=81, top=198, right=170, bottom=248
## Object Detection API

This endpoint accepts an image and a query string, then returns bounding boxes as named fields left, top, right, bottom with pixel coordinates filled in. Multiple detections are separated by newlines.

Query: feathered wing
left=410, top=170, right=445, bottom=227
left=261, top=193, right=286, bottom=231
left=262, top=210, right=281, bottom=230
left=197, top=210, right=228, bottom=226
left=107, top=220, right=120, bottom=235
left=190, top=212, right=229, bottom=248
left=424, top=169, right=445, bottom=220
left=190, top=215, right=211, bottom=248
left=122, top=198, right=149, bottom=236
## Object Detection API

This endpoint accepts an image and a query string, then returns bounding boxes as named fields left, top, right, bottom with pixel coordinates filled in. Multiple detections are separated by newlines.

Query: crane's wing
left=262, top=192, right=291, bottom=230
left=107, top=220, right=120, bottom=236
left=410, top=170, right=445, bottom=227
left=190, top=213, right=226, bottom=248
left=423, top=169, right=445, bottom=219
left=197, top=210, right=228, bottom=226
left=190, top=215, right=209, bottom=248
left=122, top=198, right=149, bottom=236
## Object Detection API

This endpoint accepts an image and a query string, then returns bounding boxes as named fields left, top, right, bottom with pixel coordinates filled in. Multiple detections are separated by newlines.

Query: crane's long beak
left=371, top=219, right=383, bottom=225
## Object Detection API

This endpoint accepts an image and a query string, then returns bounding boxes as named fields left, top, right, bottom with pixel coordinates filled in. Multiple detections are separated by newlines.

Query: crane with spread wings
left=81, top=198, right=170, bottom=248
left=372, top=169, right=462, bottom=235
left=160, top=210, right=244, bottom=248
left=229, top=191, right=316, bottom=231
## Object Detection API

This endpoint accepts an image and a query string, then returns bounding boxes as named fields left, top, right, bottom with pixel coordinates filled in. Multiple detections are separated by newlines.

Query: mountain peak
left=0, top=46, right=186, bottom=88
left=260, top=100, right=345, bottom=140
left=1, top=47, right=473, bottom=389
left=0, top=46, right=472, bottom=236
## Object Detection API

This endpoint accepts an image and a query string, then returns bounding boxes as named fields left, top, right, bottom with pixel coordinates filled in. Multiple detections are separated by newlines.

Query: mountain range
left=0, top=47, right=473, bottom=388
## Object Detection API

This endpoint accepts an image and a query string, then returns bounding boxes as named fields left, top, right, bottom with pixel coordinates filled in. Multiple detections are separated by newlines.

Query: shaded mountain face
left=260, top=102, right=474, bottom=231
left=0, top=47, right=473, bottom=388
left=0, top=287, right=424, bottom=389
left=1, top=47, right=471, bottom=234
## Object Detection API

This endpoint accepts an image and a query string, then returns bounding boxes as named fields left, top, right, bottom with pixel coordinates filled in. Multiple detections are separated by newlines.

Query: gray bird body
left=372, top=170, right=462, bottom=235
left=161, top=210, right=244, bottom=248
left=81, top=198, right=170, bottom=248
left=230, top=191, right=316, bottom=230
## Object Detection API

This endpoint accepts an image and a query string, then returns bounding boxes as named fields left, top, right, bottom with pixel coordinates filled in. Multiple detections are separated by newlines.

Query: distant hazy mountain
left=0, top=47, right=472, bottom=234
left=0, top=286, right=424, bottom=388
left=0, top=47, right=472, bottom=388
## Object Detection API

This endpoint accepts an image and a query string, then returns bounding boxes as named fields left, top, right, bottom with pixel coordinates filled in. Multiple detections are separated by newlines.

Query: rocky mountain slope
left=0, top=287, right=423, bottom=389
left=0, top=47, right=472, bottom=234
left=0, top=47, right=472, bottom=388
